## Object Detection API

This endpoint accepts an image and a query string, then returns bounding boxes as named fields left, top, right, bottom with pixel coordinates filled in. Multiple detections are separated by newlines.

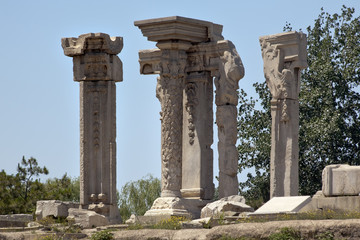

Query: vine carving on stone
left=159, top=76, right=183, bottom=191
left=185, top=82, right=198, bottom=145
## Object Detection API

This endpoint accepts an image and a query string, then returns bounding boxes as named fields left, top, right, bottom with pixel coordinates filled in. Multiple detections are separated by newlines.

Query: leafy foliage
left=44, top=174, right=80, bottom=202
left=117, top=174, right=161, bottom=221
left=90, top=230, right=114, bottom=240
left=151, top=216, right=187, bottom=230
left=0, top=157, right=79, bottom=214
left=237, top=84, right=271, bottom=208
left=268, top=227, right=302, bottom=240
left=298, top=6, right=360, bottom=194
left=238, top=6, right=360, bottom=205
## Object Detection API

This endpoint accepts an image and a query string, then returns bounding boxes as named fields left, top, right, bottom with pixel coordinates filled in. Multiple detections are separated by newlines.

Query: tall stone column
left=259, top=31, right=307, bottom=198
left=135, top=16, right=244, bottom=217
left=62, top=33, right=123, bottom=222
left=215, top=41, right=245, bottom=198
left=182, top=71, right=214, bottom=200
left=156, top=41, right=190, bottom=198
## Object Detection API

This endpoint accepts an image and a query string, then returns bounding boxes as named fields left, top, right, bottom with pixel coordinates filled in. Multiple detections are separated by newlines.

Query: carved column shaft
left=135, top=17, right=244, bottom=207
left=259, top=31, right=307, bottom=198
left=156, top=43, right=190, bottom=197
left=79, top=81, right=117, bottom=206
left=215, top=41, right=244, bottom=198
left=62, top=33, right=122, bottom=221
left=181, top=72, right=214, bottom=200
left=270, top=98, right=299, bottom=197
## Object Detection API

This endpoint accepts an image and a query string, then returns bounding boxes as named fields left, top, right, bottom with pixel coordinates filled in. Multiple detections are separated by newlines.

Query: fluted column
left=259, top=31, right=307, bottom=198
left=61, top=33, right=123, bottom=222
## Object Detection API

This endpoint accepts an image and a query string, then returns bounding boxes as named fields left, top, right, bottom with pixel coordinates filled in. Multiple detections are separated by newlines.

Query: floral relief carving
left=185, top=82, right=198, bottom=145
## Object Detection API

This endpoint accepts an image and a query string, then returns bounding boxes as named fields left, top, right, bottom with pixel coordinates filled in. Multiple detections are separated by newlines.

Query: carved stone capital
left=62, top=33, right=123, bottom=82
left=214, top=40, right=245, bottom=106
left=259, top=31, right=307, bottom=100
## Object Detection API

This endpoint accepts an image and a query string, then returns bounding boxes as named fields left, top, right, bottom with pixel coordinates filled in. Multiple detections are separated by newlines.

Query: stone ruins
left=48, top=17, right=315, bottom=225
left=259, top=31, right=307, bottom=198
left=61, top=33, right=123, bottom=223
left=134, top=16, right=244, bottom=217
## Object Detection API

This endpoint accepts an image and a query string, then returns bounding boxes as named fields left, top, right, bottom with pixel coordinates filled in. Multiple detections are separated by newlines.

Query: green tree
left=0, top=170, right=19, bottom=214
left=238, top=6, right=360, bottom=205
left=44, top=174, right=80, bottom=202
left=0, top=157, right=80, bottom=214
left=16, top=156, right=49, bottom=210
left=0, top=156, right=49, bottom=214
left=117, top=174, right=161, bottom=221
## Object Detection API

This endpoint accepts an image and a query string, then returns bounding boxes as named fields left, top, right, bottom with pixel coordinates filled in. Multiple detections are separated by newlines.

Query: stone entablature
left=62, top=33, right=122, bottom=223
left=259, top=31, right=307, bottom=198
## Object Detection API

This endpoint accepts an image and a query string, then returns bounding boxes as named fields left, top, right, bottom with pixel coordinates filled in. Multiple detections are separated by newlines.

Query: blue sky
left=0, top=0, right=358, bottom=189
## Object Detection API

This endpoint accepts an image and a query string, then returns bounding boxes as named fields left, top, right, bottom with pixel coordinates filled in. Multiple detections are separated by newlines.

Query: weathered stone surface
left=3, top=219, right=360, bottom=239
left=300, top=190, right=360, bottom=212
left=62, top=32, right=122, bottom=223
left=181, top=72, right=214, bottom=200
left=62, top=33, right=123, bottom=82
left=136, top=16, right=244, bottom=206
left=35, top=200, right=79, bottom=220
left=252, top=196, right=311, bottom=215
left=201, top=195, right=253, bottom=218
left=0, top=214, right=33, bottom=228
left=67, top=208, right=108, bottom=229
left=106, top=219, right=360, bottom=240
left=322, top=164, right=360, bottom=197
left=134, top=16, right=223, bottom=43
left=259, top=31, right=307, bottom=198
left=215, top=41, right=244, bottom=198
left=145, top=197, right=211, bottom=219
left=144, top=197, right=191, bottom=218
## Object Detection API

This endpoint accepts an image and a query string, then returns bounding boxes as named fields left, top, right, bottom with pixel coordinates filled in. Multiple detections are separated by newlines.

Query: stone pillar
left=61, top=33, right=123, bottom=222
left=181, top=71, right=214, bottom=200
left=215, top=41, right=245, bottom=198
left=155, top=41, right=191, bottom=198
left=259, top=31, right=307, bottom=198
left=135, top=17, right=244, bottom=217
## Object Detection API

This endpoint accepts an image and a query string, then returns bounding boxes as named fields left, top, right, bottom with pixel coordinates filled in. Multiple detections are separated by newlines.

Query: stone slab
left=134, top=16, right=223, bottom=43
left=300, top=191, right=360, bottom=212
left=0, top=214, right=33, bottom=228
left=251, top=196, right=311, bottom=215
left=322, top=164, right=360, bottom=197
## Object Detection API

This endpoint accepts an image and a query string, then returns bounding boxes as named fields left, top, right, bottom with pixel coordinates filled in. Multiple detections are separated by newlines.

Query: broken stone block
left=67, top=208, right=109, bottom=229
left=35, top=200, right=79, bottom=220
left=200, top=195, right=253, bottom=218
left=322, top=164, right=360, bottom=197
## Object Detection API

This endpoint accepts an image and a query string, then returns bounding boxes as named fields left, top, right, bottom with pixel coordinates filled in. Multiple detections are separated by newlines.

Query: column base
left=144, top=197, right=211, bottom=219
left=81, top=203, right=121, bottom=224
left=180, top=188, right=204, bottom=199
left=161, top=190, right=181, bottom=198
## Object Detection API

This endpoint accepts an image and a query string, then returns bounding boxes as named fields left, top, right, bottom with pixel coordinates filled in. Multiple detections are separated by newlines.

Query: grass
left=150, top=216, right=188, bottom=230
left=90, top=230, right=114, bottom=240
